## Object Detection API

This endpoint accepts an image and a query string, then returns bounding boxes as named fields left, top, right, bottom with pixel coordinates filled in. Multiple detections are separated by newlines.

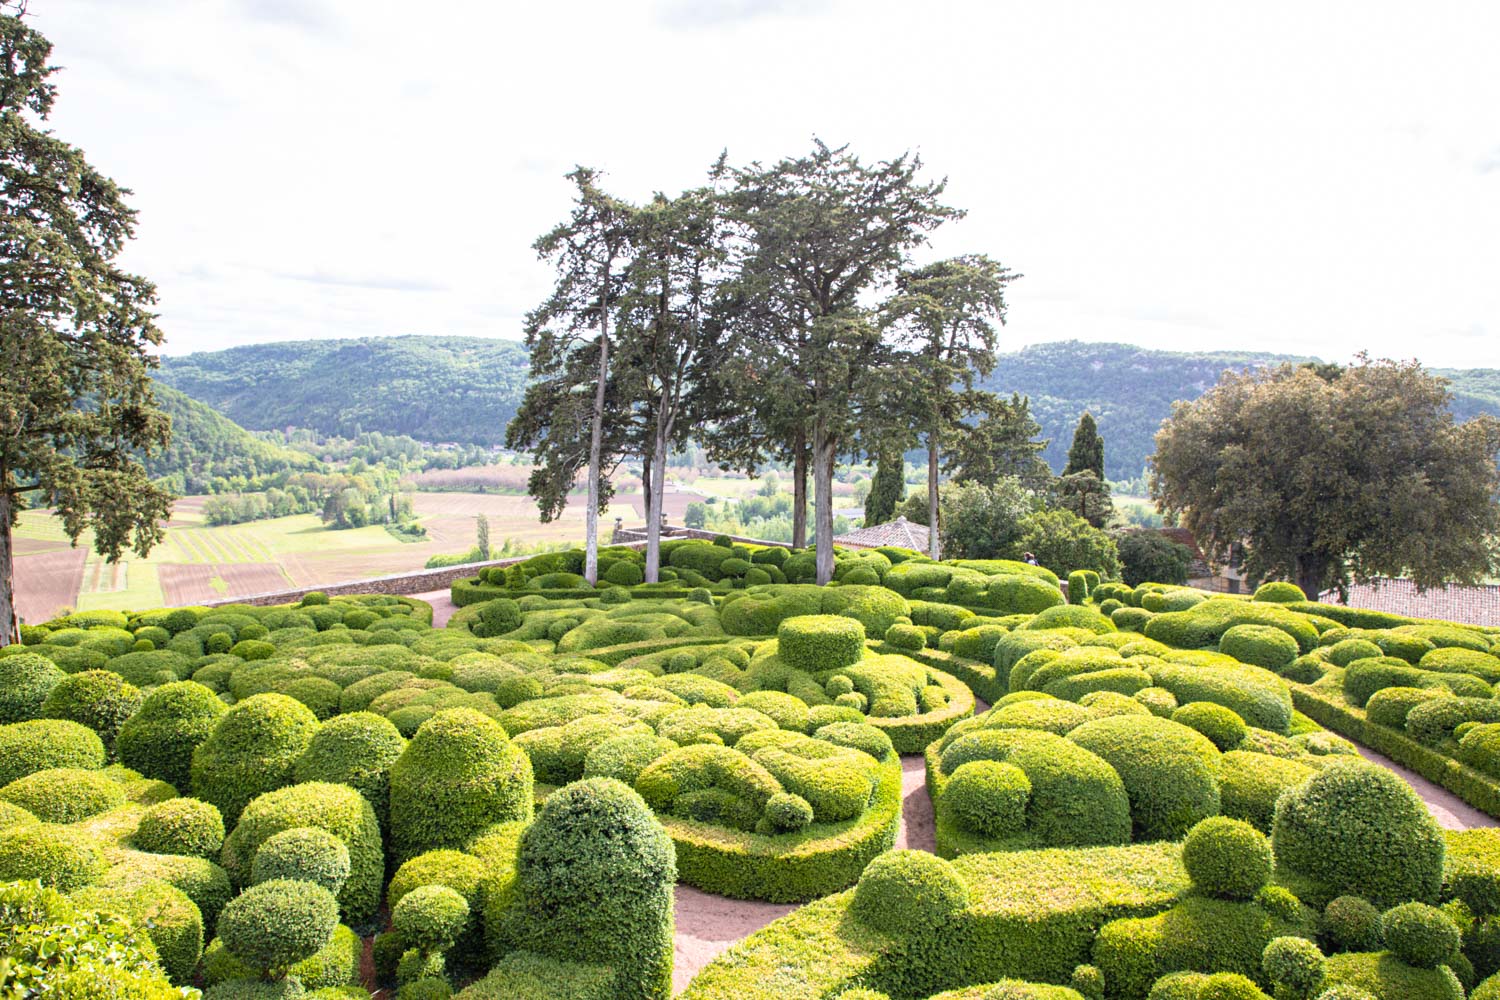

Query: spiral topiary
left=134, top=797, right=226, bottom=859
left=851, top=849, right=968, bottom=935
left=1379, top=902, right=1460, bottom=968
left=1182, top=816, right=1274, bottom=900
left=217, top=878, right=338, bottom=979
left=250, top=827, right=352, bottom=896
left=117, top=681, right=228, bottom=793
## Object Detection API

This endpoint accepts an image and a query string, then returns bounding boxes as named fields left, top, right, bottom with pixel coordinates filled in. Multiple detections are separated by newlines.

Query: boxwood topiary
left=850, top=848, right=968, bottom=935
left=1067, top=715, right=1221, bottom=841
left=0, top=652, right=66, bottom=722
left=191, top=693, right=320, bottom=827
left=1182, top=816, right=1273, bottom=900
left=393, top=883, right=469, bottom=954
left=0, top=823, right=107, bottom=891
left=0, top=718, right=105, bottom=787
left=1173, top=702, right=1249, bottom=751
left=777, top=615, right=866, bottom=671
left=292, top=711, right=406, bottom=831
left=135, top=797, right=226, bottom=859
left=1272, top=760, right=1445, bottom=908
left=40, top=669, right=142, bottom=749
left=389, top=708, right=534, bottom=863
left=1221, top=625, right=1300, bottom=672
left=217, top=878, right=338, bottom=979
left=1318, top=952, right=1462, bottom=999
left=204, top=923, right=360, bottom=993
left=250, top=827, right=351, bottom=896
left=0, top=767, right=126, bottom=822
left=1323, top=896, right=1382, bottom=953
left=941, top=760, right=1031, bottom=838
left=72, top=878, right=205, bottom=985
left=1262, top=935, right=1326, bottom=1000
left=1254, top=582, right=1306, bottom=603
left=1212, top=751, right=1315, bottom=833
left=1380, top=903, right=1460, bottom=968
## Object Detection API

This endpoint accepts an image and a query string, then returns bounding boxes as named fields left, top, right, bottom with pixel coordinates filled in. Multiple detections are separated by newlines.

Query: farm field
left=11, top=490, right=647, bottom=622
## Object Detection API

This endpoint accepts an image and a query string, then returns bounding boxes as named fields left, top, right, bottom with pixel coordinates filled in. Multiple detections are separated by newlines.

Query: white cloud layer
left=29, top=0, right=1500, bottom=367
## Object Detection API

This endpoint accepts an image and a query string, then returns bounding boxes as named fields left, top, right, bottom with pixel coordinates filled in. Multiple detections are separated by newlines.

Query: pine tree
left=1064, top=412, right=1105, bottom=479
left=863, top=450, right=906, bottom=526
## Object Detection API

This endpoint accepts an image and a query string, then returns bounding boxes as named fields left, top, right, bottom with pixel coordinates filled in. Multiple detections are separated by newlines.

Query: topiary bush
left=1221, top=625, right=1301, bottom=672
left=940, top=760, right=1031, bottom=839
left=496, top=778, right=676, bottom=1000
left=0, top=718, right=106, bottom=786
left=0, top=823, right=107, bottom=891
left=777, top=615, right=866, bottom=671
left=217, top=878, right=338, bottom=979
left=1262, top=935, right=1326, bottom=1000
left=1272, top=760, right=1445, bottom=907
left=0, top=652, right=65, bottom=723
left=191, top=693, right=321, bottom=827
left=393, top=883, right=469, bottom=954
left=1323, top=896, right=1383, bottom=953
left=1380, top=902, right=1461, bottom=968
left=1254, top=582, right=1306, bottom=603
left=40, top=669, right=143, bottom=750
left=72, top=878, right=205, bottom=986
left=292, top=711, right=406, bottom=831
left=1067, top=715, right=1221, bottom=841
left=389, top=708, right=534, bottom=862
left=118, top=681, right=228, bottom=792
left=1173, top=702, right=1249, bottom=751
left=250, top=827, right=351, bottom=896
left=135, top=797, right=226, bottom=859
left=1182, top=816, right=1274, bottom=900
left=0, top=767, right=124, bottom=823
left=850, top=848, right=969, bottom=935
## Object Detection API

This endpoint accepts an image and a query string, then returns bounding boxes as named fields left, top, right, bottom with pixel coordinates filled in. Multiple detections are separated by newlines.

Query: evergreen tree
left=863, top=450, right=906, bottom=526
left=476, top=514, right=490, bottom=560
left=1, top=10, right=173, bottom=642
left=1064, top=412, right=1105, bottom=479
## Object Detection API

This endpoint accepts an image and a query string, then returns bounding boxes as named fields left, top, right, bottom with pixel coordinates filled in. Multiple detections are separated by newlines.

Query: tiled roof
left=1318, top=578, right=1500, bottom=627
left=835, top=516, right=934, bottom=555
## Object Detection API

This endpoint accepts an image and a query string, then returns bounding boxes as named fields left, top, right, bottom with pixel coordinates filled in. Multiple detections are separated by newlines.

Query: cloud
left=656, top=0, right=830, bottom=29
left=1478, top=148, right=1500, bottom=173
left=273, top=269, right=448, bottom=293
left=233, top=0, right=343, bottom=36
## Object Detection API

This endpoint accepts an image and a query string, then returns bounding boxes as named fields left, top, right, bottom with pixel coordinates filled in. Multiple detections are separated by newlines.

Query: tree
left=863, top=448, right=906, bottom=526
left=475, top=514, right=490, bottom=561
left=885, top=256, right=1018, bottom=558
left=898, top=478, right=1033, bottom=560
left=508, top=167, right=634, bottom=585
left=722, top=141, right=960, bottom=582
left=1117, top=531, right=1193, bottom=587
left=1064, top=411, right=1105, bottom=479
left=0, top=11, right=173, bottom=642
left=1056, top=470, right=1113, bottom=528
left=1150, top=358, right=1500, bottom=599
left=683, top=502, right=707, bottom=530
left=944, top=393, right=1052, bottom=490
left=1010, top=509, right=1120, bottom=578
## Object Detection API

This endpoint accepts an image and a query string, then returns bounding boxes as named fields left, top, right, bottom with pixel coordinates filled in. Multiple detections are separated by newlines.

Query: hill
left=146, top=384, right=316, bottom=493
left=158, top=335, right=529, bottom=445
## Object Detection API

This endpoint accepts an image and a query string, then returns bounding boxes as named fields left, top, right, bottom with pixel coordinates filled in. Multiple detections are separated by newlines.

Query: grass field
left=12, top=491, right=653, bottom=622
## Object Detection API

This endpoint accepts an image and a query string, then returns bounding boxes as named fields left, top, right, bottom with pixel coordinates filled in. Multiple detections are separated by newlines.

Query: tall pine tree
left=863, top=450, right=906, bottom=526
left=1064, top=412, right=1105, bottom=478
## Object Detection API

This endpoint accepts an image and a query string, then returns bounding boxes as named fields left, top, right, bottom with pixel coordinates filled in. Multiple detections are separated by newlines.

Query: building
left=1318, top=579, right=1500, bottom=628
left=833, top=516, right=934, bottom=556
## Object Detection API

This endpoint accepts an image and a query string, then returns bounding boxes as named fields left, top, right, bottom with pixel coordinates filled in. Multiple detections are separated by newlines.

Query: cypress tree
left=864, top=450, right=906, bottom=526
left=1064, top=412, right=1105, bottom=479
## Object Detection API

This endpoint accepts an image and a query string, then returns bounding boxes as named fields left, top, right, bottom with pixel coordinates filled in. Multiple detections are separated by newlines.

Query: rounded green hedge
left=777, top=615, right=866, bottom=671
left=250, top=827, right=351, bottom=896
left=0, top=767, right=125, bottom=823
left=1261, top=935, right=1326, bottom=1000
left=118, top=681, right=228, bottom=792
left=191, top=693, right=321, bottom=827
left=0, top=823, right=107, bottom=891
left=73, top=878, right=205, bottom=986
left=1323, top=896, right=1382, bottom=953
left=217, top=877, right=338, bottom=978
left=0, top=652, right=65, bottom=723
left=135, top=797, right=226, bottom=859
left=1220, top=624, right=1300, bottom=671
left=220, top=781, right=383, bottom=924
left=1253, top=582, right=1306, bottom=603
left=292, top=711, right=406, bottom=831
left=0, top=718, right=106, bottom=787
left=1181, top=816, right=1273, bottom=900
left=40, top=670, right=142, bottom=749
left=1271, top=760, right=1444, bottom=907
left=1067, top=715, right=1221, bottom=841
left=941, top=760, right=1030, bottom=838
left=850, top=848, right=968, bottom=935
left=1173, top=702, right=1249, bottom=751
left=1212, top=751, right=1315, bottom=833
left=1380, top=902, right=1460, bottom=969
left=393, top=883, right=469, bottom=954
left=389, top=708, right=534, bottom=863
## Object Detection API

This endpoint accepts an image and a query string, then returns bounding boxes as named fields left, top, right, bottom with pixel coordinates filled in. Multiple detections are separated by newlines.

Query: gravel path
left=406, top=588, right=1496, bottom=990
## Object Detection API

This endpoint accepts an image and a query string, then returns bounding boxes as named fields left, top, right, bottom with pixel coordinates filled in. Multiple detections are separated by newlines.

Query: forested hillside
left=158, top=335, right=529, bottom=444
left=145, top=385, right=316, bottom=494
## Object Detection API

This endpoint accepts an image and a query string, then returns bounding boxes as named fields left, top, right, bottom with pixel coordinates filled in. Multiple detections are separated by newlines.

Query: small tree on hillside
left=1151, top=358, right=1500, bottom=598
left=1064, top=411, right=1105, bottom=479
left=863, top=449, right=906, bottom=526
left=0, top=11, right=173, bottom=642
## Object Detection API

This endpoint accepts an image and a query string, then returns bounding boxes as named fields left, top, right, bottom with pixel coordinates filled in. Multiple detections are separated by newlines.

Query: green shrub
left=1254, top=582, right=1306, bottom=603
left=885, top=622, right=926, bottom=651
left=0, top=652, right=65, bottom=723
left=1380, top=903, right=1460, bottom=968
left=1135, top=687, right=1179, bottom=718
left=394, top=883, right=469, bottom=954
left=40, top=670, right=142, bottom=749
left=1262, top=935, right=1326, bottom=1000
left=1271, top=760, right=1444, bottom=907
left=1146, top=659, right=1293, bottom=734
left=1365, top=687, right=1449, bottom=730
left=389, top=708, right=534, bottom=862
left=583, top=733, right=680, bottom=787
left=204, top=923, right=360, bottom=993
left=1221, top=625, right=1300, bottom=671
left=135, top=797, right=226, bottom=858
left=1212, top=751, right=1315, bottom=833
left=778, top=615, right=866, bottom=671
left=191, top=693, right=320, bottom=826
left=221, top=781, right=383, bottom=923
left=73, top=878, right=205, bottom=985
left=101, top=848, right=234, bottom=928
left=0, top=823, right=107, bottom=890
left=217, top=878, right=338, bottom=978
left=1145, top=599, right=1317, bottom=654
left=250, top=827, right=351, bottom=896
left=942, top=760, right=1030, bottom=838
left=497, top=778, right=675, bottom=1000
left=0, top=767, right=125, bottom=822
left=293, top=711, right=406, bottom=831
left=851, top=848, right=968, bottom=935
left=1068, top=715, right=1221, bottom=841
left=1173, top=702, right=1249, bottom=751
left=1182, top=816, right=1273, bottom=900
left=1406, top=697, right=1500, bottom=746
left=1323, top=896, right=1383, bottom=952
left=1326, top=639, right=1384, bottom=668
left=0, top=718, right=105, bottom=788
left=1319, top=952, right=1462, bottom=999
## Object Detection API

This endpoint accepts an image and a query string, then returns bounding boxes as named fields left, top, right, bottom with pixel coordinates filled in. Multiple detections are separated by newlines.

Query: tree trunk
left=584, top=270, right=610, bottom=586
left=927, top=430, right=940, bottom=560
left=1295, top=556, right=1324, bottom=602
left=0, top=491, right=16, bottom=646
left=645, top=420, right=668, bottom=584
left=813, top=419, right=837, bottom=585
left=792, top=430, right=808, bottom=548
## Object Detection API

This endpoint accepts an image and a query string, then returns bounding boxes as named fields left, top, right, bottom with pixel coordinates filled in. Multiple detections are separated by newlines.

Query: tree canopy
left=1151, top=357, right=1500, bottom=598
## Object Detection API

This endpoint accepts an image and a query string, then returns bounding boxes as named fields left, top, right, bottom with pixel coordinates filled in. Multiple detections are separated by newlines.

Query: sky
left=27, top=0, right=1500, bottom=368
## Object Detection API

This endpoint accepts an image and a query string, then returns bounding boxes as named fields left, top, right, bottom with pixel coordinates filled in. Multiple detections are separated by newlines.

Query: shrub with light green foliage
left=1323, top=896, right=1382, bottom=953
left=778, top=615, right=866, bottom=671
left=134, top=797, right=225, bottom=858
left=1319, top=951, right=1463, bottom=999
left=492, top=778, right=675, bottom=1000
left=221, top=781, right=383, bottom=923
left=394, top=883, right=469, bottom=957
left=293, top=711, right=406, bottom=830
left=0, top=823, right=106, bottom=891
left=0, top=652, right=65, bottom=723
left=0, top=767, right=124, bottom=822
left=1254, top=582, right=1306, bottom=603
left=941, top=760, right=1030, bottom=838
left=1406, top=697, right=1500, bottom=746
left=1262, top=935, right=1326, bottom=1000
left=1173, top=701, right=1249, bottom=751
left=1326, top=639, right=1384, bottom=668
left=390, top=708, right=534, bottom=862
left=1212, top=751, right=1315, bottom=833
left=250, top=827, right=351, bottom=896
left=1221, top=625, right=1300, bottom=671
left=40, top=669, right=142, bottom=749
left=191, top=693, right=320, bottom=826
left=1068, top=715, right=1221, bottom=841
left=73, top=877, right=205, bottom=985
left=1021, top=604, right=1116, bottom=634
left=1182, top=817, right=1273, bottom=900
left=1272, top=760, right=1445, bottom=907
left=0, top=718, right=105, bottom=789
left=1379, top=903, right=1459, bottom=968
left=851, top=849, right=968, bottom=935
left=217, top=878, right=338, bottom=979
left=1145, top=599, right=1317, bottom=654
left=1365, top=686, right=1450, bottom=730
left=116, top=680, right=227, bottom=791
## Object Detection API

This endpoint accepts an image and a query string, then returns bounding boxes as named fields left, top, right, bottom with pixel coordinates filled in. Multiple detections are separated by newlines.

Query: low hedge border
left=864, top=666, right=976, bottom=754
left=1290, top=685, right=1500, bottom=820
left=661, top=755, right=902, bottom=903
left=451, top=580, right=708, bottom=607
left=579, top=636, right=750, bottom=667
left=882, top=644, right=1004, bottom=706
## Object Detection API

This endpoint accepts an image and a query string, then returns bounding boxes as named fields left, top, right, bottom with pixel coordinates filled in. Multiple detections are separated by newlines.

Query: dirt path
left=411, top=588, right=459, bottom=628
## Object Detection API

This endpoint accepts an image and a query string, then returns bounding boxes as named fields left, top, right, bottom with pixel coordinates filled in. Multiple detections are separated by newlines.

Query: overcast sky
left=29, top=0, right=1500, bottom=368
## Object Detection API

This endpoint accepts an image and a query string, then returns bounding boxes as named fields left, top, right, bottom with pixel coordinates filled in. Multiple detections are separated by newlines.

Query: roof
left=1318, top=578, right=1500, bottom=627
left=835, top=515, right=934, bottom=555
